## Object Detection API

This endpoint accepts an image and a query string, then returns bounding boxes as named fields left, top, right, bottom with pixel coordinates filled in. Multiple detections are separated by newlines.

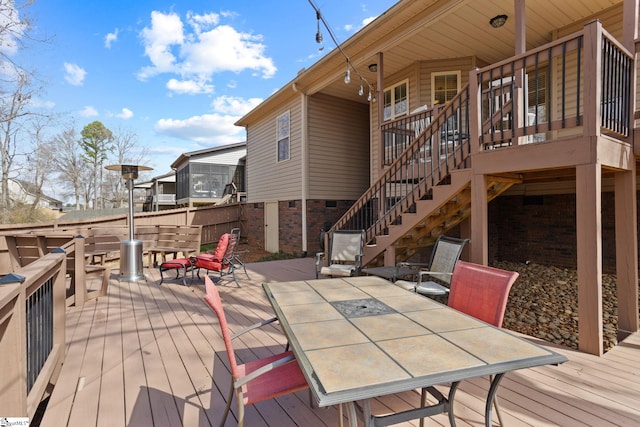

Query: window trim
left=431, top=71, right=461, bottom=106
left=276, top=110, right=290, bottom=162
left=383, top=79, right=409, bottom=122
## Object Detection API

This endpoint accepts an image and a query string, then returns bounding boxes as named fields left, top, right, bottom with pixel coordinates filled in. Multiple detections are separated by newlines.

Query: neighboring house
left=170, top=142, right=246, bottom=208
left=139, top=171, right=177, bottom=212
left=236, top=0, right=640, bottom=355
left=5, top=178, right=63, bottom=210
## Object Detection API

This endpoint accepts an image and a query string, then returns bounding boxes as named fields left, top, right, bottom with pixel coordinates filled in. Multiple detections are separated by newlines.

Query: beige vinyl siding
left=417, top=57, right=478, bottom=107
left=307, top=93, right=370, bottom=199
left=190, top=148, right=246, bottom=165
left=246, top=98, right=302, bottom=202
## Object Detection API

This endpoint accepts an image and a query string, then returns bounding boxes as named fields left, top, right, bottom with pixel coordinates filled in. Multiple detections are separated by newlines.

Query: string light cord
left=307, top=0, right=376, bottom=100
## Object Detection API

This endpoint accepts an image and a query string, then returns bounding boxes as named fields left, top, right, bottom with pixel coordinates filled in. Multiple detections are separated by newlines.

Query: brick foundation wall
left=244, top=199, right=354, bottom=257
left=246, top=192, right=635, bottom=272
left=489, top=192, right=623, bottom=273
left=245, top=202, right=265, bottom=249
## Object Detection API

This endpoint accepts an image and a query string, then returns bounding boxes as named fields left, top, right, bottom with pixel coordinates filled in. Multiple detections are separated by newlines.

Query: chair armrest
left=231, top=317, right=278, bottom=339
left=397, top=262, right=430, bottom=269
left=234, top=354, right=296, bottom=388
left=417, top=270, right=452, bottom=283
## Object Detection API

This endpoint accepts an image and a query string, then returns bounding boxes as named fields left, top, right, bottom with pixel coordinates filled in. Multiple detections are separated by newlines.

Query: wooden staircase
left=331, top=83, right=522, bottom=267
left=362, top=170, right=521, bottom=266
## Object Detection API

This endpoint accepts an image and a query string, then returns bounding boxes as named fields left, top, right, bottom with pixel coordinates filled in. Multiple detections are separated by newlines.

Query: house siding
left=307, top=93, right=370, bottom=199
left=246, top=98, right=303, bottom=202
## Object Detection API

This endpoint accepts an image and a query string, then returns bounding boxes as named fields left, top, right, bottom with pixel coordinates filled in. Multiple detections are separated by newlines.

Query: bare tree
left=0, top=0, right=49, bottom=222
left=104, top=126, right=150, bottom=208
left=50, top=123, right=86, bottom=209
left=24, top=115, right=56, bottom=214
left=0, top=70, right=34, bottom=221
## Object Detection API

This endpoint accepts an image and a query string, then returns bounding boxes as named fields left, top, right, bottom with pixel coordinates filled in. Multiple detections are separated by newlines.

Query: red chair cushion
left=160, top=258, right=191, bottom=269
left=212, top=233, right=230, bottom=261
left=195, top=254, right=224, bottom=271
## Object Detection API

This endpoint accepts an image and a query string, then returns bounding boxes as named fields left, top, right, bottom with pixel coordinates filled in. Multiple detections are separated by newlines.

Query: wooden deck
left=39, top=257, right=640, bottom=427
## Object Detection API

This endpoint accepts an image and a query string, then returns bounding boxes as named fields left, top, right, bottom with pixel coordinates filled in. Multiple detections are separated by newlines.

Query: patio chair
left=315, top=230, right=365, bottom=279
left=195, top=228, right=243, bottom=287
left=203, top=276, right=309, bottom=427
left=419, top=260, right=519, bottom=427
left=394, top=235, right=469, bottom=296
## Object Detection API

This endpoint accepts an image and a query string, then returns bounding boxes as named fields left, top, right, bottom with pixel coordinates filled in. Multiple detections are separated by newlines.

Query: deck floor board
left=39, top=258, right=640, bottom=427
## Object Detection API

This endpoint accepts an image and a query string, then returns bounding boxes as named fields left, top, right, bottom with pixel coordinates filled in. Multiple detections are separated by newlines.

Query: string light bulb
left=315, top=10, right=323, bottom=50
left=309, top=0, right=376, bottom=100
left=367, top=89, right=372, bottom=102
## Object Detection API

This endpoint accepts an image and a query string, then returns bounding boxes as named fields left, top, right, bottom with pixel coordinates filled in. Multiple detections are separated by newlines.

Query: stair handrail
left=332, top=84, right=471, bottom=243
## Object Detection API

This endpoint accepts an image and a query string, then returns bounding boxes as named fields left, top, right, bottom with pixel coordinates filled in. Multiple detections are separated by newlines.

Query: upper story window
left=277, top=111, right=290, bottom=162
left=432, top=71, right=461, bottom=105
left=383, top=80, right=408, bottom=121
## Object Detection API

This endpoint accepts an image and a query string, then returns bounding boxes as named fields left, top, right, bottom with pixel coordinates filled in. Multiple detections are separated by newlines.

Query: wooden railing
left=477, top=20, right=633, bottom=148
left=0, top=250, right=66, bottom=419
left=333, top=84, right=471, bottom=244
left=332, top=20, right=634, bottom=245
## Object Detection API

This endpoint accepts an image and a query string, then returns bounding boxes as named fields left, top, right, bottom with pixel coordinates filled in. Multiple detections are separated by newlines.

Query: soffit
left=295, top=0, right=623, bottom=104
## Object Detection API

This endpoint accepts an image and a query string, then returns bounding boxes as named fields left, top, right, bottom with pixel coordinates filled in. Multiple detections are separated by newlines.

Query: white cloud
left=166, top=78, right=213, bottom=95
left=137, top=11, right=185, bottom=80
left=210, top=95, right=262, bottom=115
left=105, top=28, right=119, bottom=48
left=0, top=3, right=25, bottom=57
left=362, top=16, right=377, bottom=27
left=155, top=113, right=244, bottom=144
left=115, top=108, right=133, bottom=119
left=153, top=95, right=260, bottom=144
left=138, top=11, right=277, bottom=94
left=64, top=63, right=87, bottom=86
left=79, top=106, right=98, bottom=117
left=29, top=98, right=55, bottom=109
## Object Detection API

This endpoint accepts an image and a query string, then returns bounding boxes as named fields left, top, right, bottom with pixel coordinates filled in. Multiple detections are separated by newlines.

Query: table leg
left=485, top=373, right=505, bottom=427
left=448, top=382, right=459, bottom=427
left=345, top=402, right=358, bottom=427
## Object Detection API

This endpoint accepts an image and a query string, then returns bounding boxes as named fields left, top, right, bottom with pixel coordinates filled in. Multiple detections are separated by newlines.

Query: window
left=383, top=80, right=408, bottom=121
left=277, top=111, right=290, bottom=162
left=432, top=71, right=460, bottom=105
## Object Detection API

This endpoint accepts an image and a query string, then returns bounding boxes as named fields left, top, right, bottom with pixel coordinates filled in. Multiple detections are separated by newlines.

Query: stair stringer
left=362, top=169, right=472, bottom=265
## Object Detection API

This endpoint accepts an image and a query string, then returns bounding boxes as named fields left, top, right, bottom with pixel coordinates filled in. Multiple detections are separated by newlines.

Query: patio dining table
left=263, top=276, right=567, bottom=427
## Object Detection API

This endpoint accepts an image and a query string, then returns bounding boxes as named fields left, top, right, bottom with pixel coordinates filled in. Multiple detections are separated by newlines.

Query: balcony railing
left=332, top=20, right=633, bottom=245
left=0, top=250, right=66, bottom=419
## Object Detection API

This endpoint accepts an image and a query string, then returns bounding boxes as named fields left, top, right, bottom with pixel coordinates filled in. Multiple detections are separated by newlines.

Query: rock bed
left=492, top=261, right=621, bottom=352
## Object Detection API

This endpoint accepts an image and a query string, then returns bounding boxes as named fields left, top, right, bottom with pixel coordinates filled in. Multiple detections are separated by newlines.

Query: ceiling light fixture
left=489, top=14, right=508, bottom=28
left=368, top=63, right=378, bottom=72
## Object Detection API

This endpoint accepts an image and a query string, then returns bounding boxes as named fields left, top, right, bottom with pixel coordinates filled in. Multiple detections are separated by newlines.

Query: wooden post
left=582, top=20, right=603, bottom=137
left=614, top=169, right=639, bottom=338
left=470, top=173, right=488, bottom=265
left=576, top=163, right=603, bottom=355
left=73, top=235, right=87, bottom=307
left=0, top=283, right=27, bottom=416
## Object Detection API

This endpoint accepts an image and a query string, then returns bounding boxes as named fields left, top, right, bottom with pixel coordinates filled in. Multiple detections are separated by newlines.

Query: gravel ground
left=492, top=261, right=621, bottom=352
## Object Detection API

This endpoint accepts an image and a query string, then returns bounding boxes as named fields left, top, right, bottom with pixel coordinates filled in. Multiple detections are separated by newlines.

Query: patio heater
left=105, top=163, right=153, bottom=281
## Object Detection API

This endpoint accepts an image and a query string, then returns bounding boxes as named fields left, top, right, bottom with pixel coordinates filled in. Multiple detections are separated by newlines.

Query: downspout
left=293, top=82, right=309, bottom=257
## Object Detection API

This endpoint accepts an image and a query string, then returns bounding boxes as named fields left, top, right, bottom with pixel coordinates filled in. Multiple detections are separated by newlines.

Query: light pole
left=105, top=164, right=153, bottom=281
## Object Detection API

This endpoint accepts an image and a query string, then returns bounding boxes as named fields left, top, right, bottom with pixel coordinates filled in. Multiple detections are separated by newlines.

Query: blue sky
left=20, top=0, right=394, bottom=178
